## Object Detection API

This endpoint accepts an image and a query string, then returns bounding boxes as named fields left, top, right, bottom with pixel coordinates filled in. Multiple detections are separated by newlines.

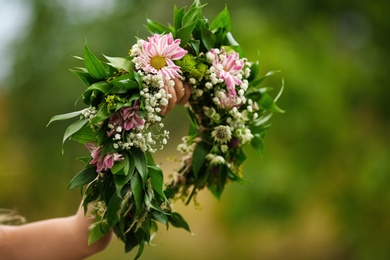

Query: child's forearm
left=0, top=208, right=111, bottom=259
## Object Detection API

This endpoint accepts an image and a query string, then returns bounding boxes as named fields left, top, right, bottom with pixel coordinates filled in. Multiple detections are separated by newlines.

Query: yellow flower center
left=150, top=55, right=167, bottom=70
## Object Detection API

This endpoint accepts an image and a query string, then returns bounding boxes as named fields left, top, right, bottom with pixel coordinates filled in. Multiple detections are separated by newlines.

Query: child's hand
left=161, top=78, right=191, bottom=115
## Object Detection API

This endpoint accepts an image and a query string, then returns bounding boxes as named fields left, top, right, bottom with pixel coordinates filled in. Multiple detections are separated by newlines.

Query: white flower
left=203, top=106, right=215, bottom=118
left=189, top=78, right=196, bottom=84
left=168, top=79, right=175, bottom=88
left=242, top=129, right=254, bottom=143
left=205, top=82, right=213, bottom=89
left=195, top=89, right=203, bottom=97
left=160, top=98, right=168, bottom=106
left=220, top=145, right=229, bottom=153
left=206, top=51, right=215, bottom=62
left=206, top=153, right=226, bottom=165
left=211, top=125, right=232, bottom=144
left=212, top=97, right=221, bottom=105
left=236, top=128, right=254, bottom=144
left=244, top=67, right=251, bottom=78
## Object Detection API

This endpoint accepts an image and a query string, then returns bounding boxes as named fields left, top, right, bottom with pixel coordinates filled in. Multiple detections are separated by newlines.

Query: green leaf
left=236, top=148, right=247, bottom=166
left=192, top=141, right=210, bottom=179
left=145, top=18, right=171, bottom=34
left=90, top=103, right=111, bottom=125
left=258, top=93, right=285, bottom=113
left=250, top=113, right=272, bottom=133
left=47, top=110, right=83, bottom=127
left=251, top=70, right=281, bottom=87
left=152, top=211, right=168, bottom=226
left=224, top=32, right=241, bottom=48
left=182, top=1, right=203, bottom=28
left=84, top=42, right=107, bottom=79
left=251, top=134, right=264, bottom=151
left=275, top=78, right=285, bottom=102
left=106, top=193, right=122, bottom=228
left=150, top=220, right=158, bottom=234
left=63, top=118, right=88, bottom=144
left=131, top=148, right=148, bottom=184
left=210, top=6, right=231, bottom=32
left=186, top=107, right=199, bottom=135
left=139, top=217, right=151, bottom=242
left=145, top=151, right=156, bottom=166
left=227, top=168, right=245, bottom=183
left=134, top=236, right=145, bottom=260
left=88, top=221, right=109, bottom=245
left=201, top=26, right=216, bottom=51
left=68, top=166, right=97, bottom=189
left=113, top=155, right=135, bottom=196
left=187, top=39, right=200, bottom=56
left=124, top=232, right=139, bottom=253
left=103, top=55, right=133, bottom=72
left=111, top=152, right=129, bottom=175
left=109, top=75, right=139, bottom=92
left=70, top=68, right=96, bottom=87
left=173, top=5, right=186, bottom=32
left=81, top=88, right=103, bottom=107
left=86, top=82, right=112, bottom=95
left=113, top=173, right=133, bottom=197
left=148, top=166, right=166, bottom=200
left=130, top=172, right=144, bottom=216
left=176, top=21, right=198, bottom=47
left=133, top=70, right=143, bottom=90
left=168, top=212, right=191, bottom=232
left=208, top=164, right=228, bottom=200
left=76, top=156, right=91, bottom=164
left=70, top=124, right=97, bottom=144
left=247, top=62, right=259, bottom=82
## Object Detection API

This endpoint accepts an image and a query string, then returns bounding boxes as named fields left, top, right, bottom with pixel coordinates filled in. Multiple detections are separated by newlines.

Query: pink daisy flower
left=131, top=33, right=187, bottom=79
left=209, top=48, right=245, bottom=96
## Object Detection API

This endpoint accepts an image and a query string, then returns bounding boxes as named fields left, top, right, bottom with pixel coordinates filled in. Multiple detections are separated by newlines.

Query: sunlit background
left=1, top=0, right=390, bottom=259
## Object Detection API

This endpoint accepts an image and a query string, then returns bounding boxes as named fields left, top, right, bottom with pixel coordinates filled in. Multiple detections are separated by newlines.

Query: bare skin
left=161, top=78, right=191, bottom=115
left=0, top=79, right=190, bottom=259
left=0, top=206, right=112, bottom=260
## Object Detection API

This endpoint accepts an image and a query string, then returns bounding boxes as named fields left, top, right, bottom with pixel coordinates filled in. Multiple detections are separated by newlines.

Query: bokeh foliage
left=1, top=0, right=390, bottom=259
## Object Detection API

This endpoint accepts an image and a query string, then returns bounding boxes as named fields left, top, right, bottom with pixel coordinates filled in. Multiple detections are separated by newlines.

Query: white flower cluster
left=177, top=136, right=198, bottom=155
left=111, top=123, right=169, bottom=153
left=138, top=71, right=173, bottom=123
left=81, top=107, right=97, bottom=121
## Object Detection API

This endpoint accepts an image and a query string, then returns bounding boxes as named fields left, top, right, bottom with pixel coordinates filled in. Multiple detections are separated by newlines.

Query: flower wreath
left=48, top=0, right=283, bottom=258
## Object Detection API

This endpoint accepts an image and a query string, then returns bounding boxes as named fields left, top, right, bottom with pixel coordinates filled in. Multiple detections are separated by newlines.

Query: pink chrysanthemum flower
left=131, top=33, right=187, bottom=79
left=86, top=143, right=124, bottom=172
left=209, top=48, right=245, bottom=96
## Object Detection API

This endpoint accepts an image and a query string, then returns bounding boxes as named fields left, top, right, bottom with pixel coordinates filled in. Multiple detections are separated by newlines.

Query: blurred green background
left=1, top=0, right=390, bottom=259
